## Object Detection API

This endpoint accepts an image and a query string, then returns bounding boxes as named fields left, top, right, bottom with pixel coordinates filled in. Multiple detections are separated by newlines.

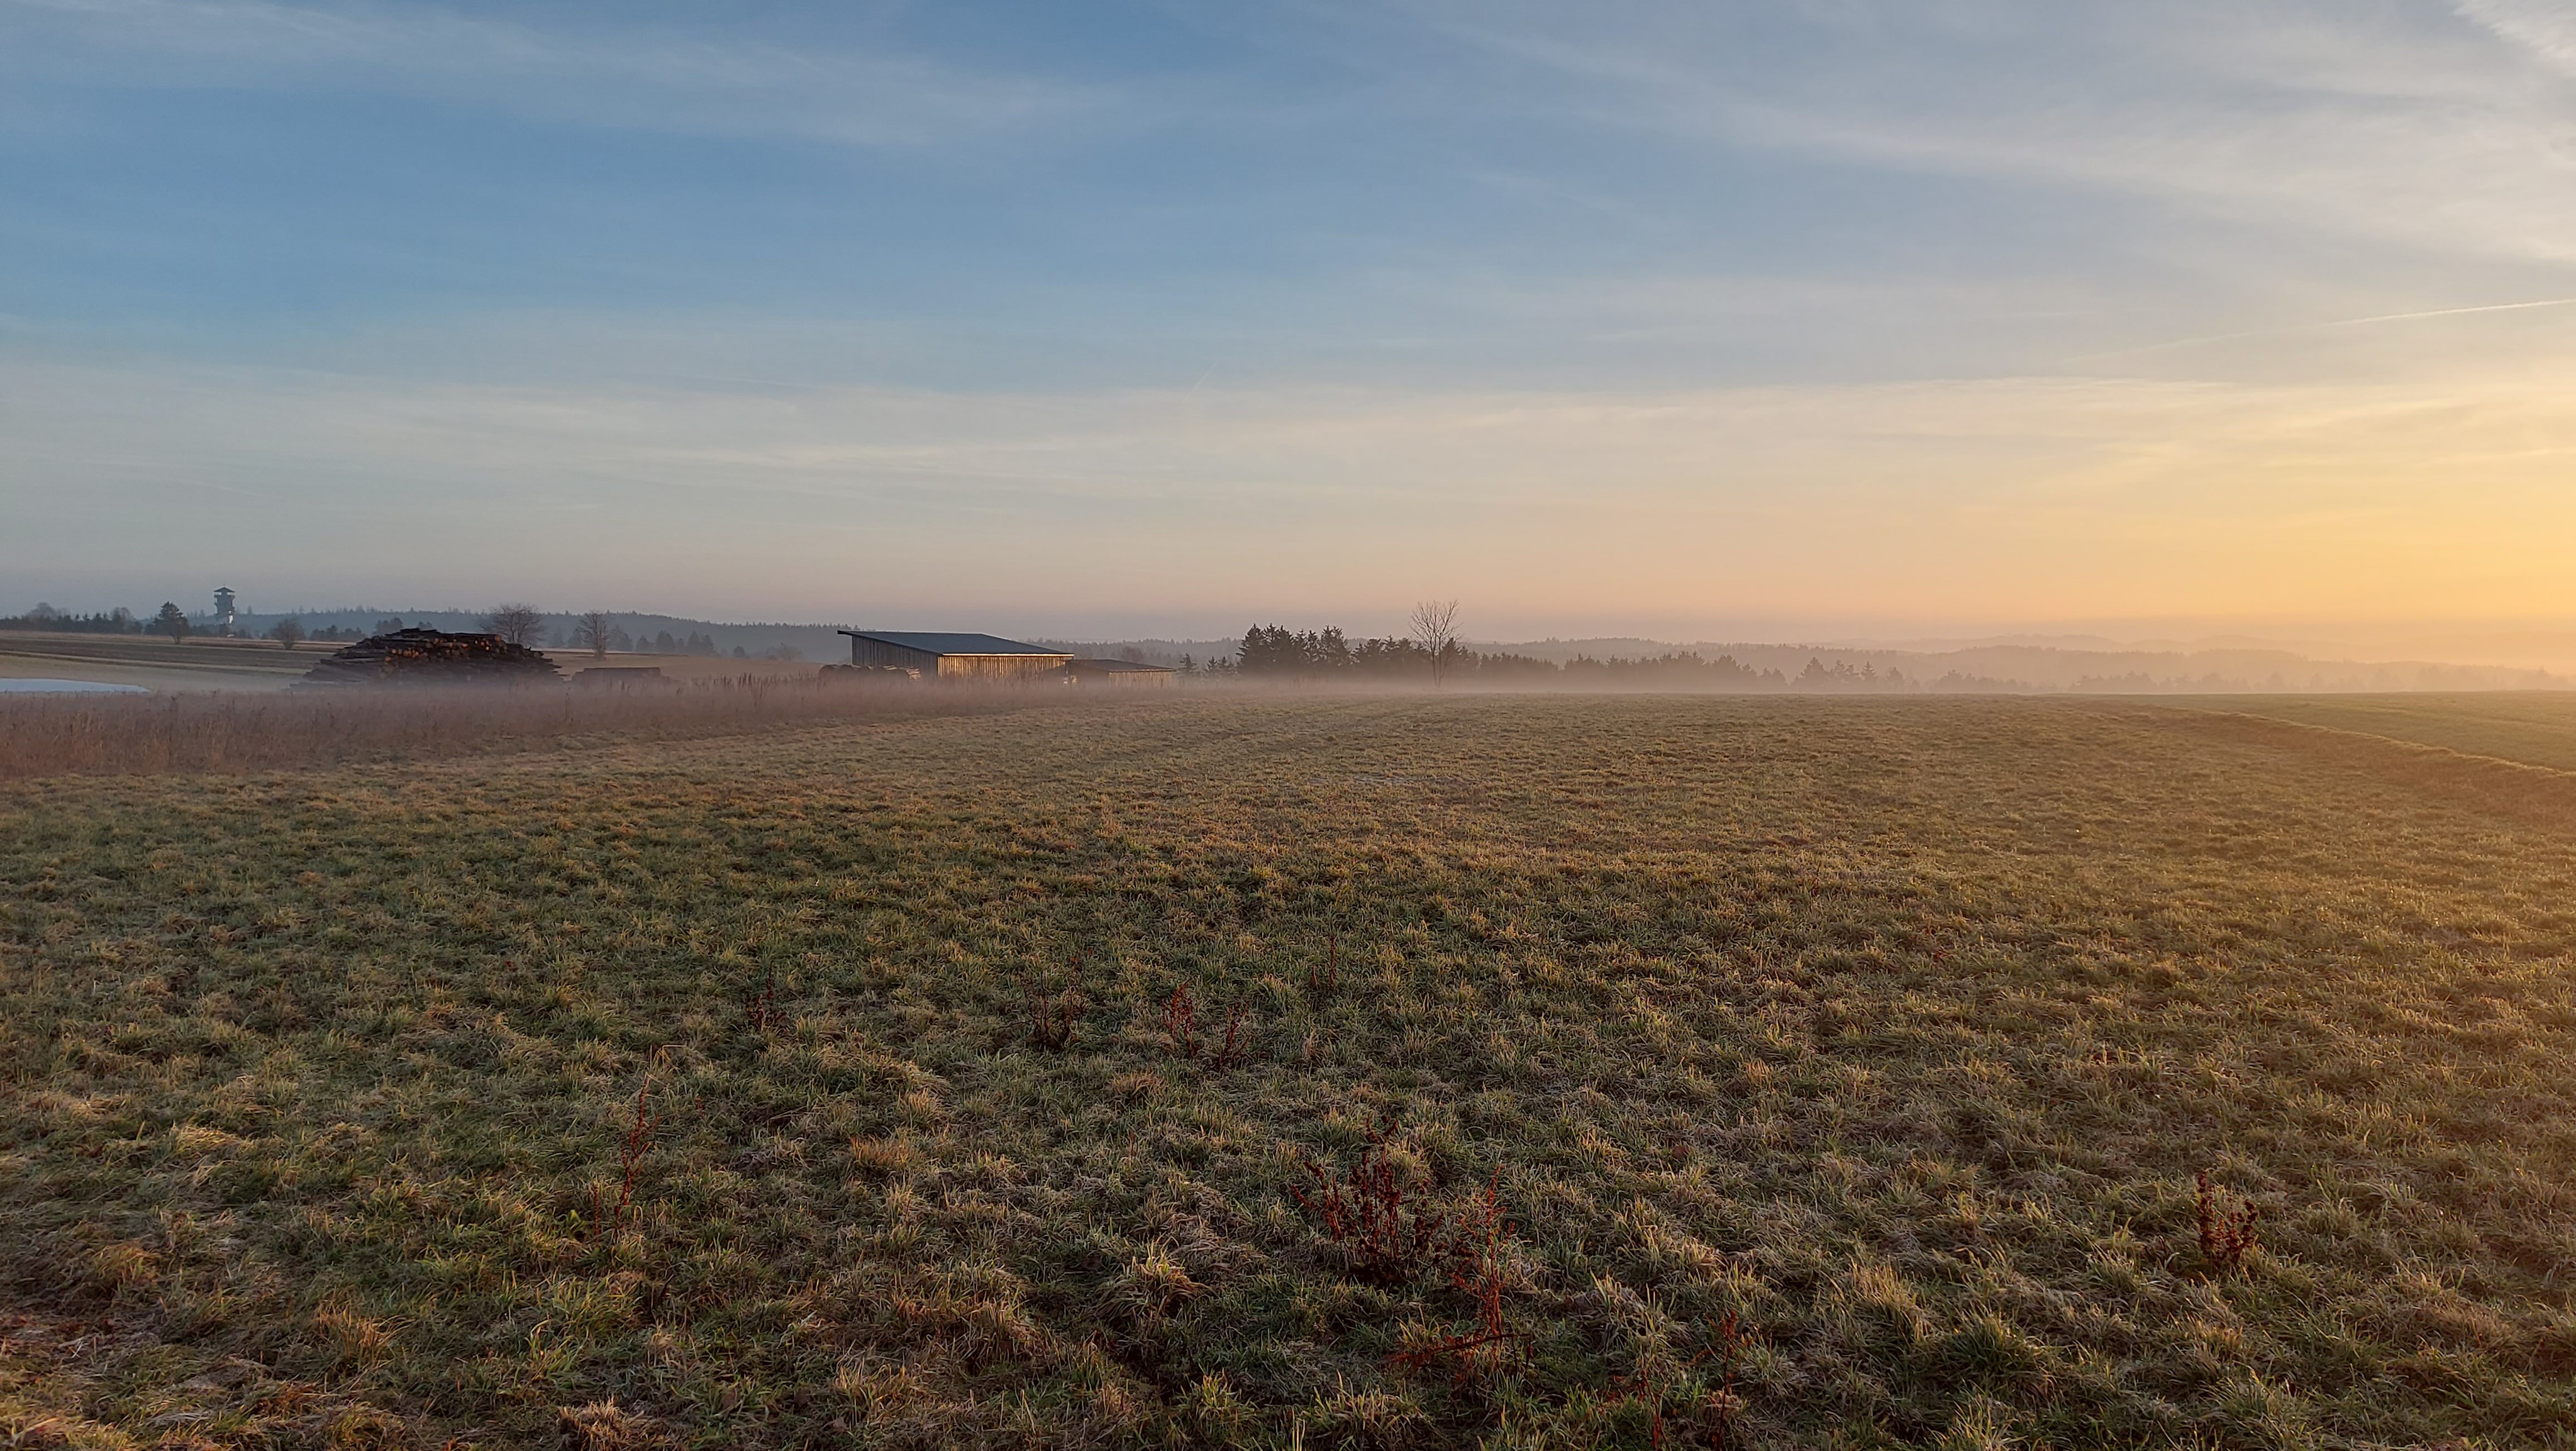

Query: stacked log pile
left=297, top=629, right=564, bottom=687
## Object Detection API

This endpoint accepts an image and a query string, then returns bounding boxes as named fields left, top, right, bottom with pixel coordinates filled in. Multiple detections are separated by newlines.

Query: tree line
left=0, top=604, right=143, bottom=634
left=1220, top=623, right=1807, bottom=688
left=0, top=604, right=360, bottom=646
left=1231, top=625, right=1472, bottom=676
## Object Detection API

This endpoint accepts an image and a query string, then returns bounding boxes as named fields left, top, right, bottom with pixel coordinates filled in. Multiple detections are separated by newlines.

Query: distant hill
left=1669, top=642, right=2566, bottom=693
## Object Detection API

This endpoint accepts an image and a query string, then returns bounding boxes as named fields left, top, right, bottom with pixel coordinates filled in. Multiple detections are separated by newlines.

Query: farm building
left=1064, top=657, right=1176, bottom=688
left=837, top=630, right=1072, bottom=682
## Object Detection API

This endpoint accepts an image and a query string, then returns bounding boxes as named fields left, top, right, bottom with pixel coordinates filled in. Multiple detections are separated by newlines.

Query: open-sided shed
left=836, top=630, right=1072, bottom=682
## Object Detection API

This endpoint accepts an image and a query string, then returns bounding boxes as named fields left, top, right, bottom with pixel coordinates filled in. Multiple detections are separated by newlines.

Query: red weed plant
left=2196, top=1170, right=2260, bottom=1274
left=743, top=964, right=778, bottom=1037
left=1291, top=1118, right=1474, bottom=1287
left=1388, top=1170, right=1530, bottom=1385
left=1605, top=1310, right=1746, bottom=1448
left=1212, top=999, right=1255, bottom=1069
left=588, top=1075, right=658, bottom=1240
left=1309, top=934, right=1341, bottom=997
left=1028, top=979, right=1082, bottom=1050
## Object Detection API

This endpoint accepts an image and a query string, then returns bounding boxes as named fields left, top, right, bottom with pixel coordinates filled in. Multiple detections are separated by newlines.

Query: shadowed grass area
left=4, top=696, right=2573, bottom=1448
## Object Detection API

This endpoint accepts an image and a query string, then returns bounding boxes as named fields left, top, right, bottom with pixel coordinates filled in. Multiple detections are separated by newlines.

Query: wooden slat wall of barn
left=933, top=655, right=1072, bottom=682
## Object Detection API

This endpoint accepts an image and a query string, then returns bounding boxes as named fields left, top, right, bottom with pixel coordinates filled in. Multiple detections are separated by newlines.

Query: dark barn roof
left=838, top=630, right=1068, bottom=657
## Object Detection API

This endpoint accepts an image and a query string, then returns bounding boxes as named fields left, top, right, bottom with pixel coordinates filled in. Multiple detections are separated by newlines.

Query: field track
left=2133, top=700, right=2576, bottom=834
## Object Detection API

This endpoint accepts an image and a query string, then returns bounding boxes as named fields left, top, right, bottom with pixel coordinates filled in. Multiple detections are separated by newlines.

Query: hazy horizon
left=9, top=3, right=2576, bottom=630
left=30, top=592, right=2576, bottom=677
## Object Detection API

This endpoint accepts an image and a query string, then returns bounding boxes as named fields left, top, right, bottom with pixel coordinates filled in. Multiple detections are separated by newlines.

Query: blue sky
left=7, top=1, right=2576, bottom=640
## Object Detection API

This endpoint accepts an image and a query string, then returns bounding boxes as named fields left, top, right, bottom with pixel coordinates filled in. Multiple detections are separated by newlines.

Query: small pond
left=0, top=679, right=151, bottom=694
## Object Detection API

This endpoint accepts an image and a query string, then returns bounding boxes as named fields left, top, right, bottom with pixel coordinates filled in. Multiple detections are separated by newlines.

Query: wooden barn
left=837, top=630, right=1072, bottom=682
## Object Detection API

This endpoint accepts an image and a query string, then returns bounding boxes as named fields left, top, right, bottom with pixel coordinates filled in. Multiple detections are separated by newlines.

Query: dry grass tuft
left=557, top=1398, right=663, bottom=1450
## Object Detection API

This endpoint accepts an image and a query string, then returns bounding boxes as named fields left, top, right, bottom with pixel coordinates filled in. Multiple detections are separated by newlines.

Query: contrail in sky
left=2320, top=297, right=2576, bottom=328
left=2065, top=296, right=2576, bottom=365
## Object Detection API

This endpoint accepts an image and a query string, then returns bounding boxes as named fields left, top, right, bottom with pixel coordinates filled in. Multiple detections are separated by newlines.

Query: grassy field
left=4, top=694, right=2573, bottom=1449
left=0, top=635, right=322, bottom=693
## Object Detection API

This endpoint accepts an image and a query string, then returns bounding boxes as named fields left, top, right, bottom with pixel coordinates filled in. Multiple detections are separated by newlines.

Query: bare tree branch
left=1409, top=599, right=1461, bottom=688
left=572, top=611, right=615, bottom=659
left=480, top=603, right=547, bottom=648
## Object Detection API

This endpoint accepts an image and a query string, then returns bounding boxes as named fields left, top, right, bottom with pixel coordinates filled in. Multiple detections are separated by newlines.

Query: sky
left=6, top=0, right=2576, bottom=644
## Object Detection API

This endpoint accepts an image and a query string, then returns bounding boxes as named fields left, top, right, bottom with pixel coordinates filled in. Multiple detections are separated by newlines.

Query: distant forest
left=0, top=605, right=144, bottom=634
left=1213, top=624, right=2092, bottom=691
left=1224, top=624, right=1807, bottom=689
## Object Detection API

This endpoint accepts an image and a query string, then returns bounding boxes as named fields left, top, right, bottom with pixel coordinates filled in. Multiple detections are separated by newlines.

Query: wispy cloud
left=2455, top=0, right=2576, bottom=73
left=0, top=0, right=1096, bottom=145
left=1386, top=1, right=2576, bottom=266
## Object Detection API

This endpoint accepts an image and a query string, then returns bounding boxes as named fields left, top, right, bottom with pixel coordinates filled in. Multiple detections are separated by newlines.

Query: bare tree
left=1409, top=599, right=1461, bottom=688
left=480, top=603, right=546, bottom=648
left=572, top=611, right=616, bottom=659
left=265, top=617, right=304, bottom=648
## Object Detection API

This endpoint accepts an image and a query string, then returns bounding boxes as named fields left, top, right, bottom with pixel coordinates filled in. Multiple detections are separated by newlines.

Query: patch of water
left=0, top=679, right=151, bottom=694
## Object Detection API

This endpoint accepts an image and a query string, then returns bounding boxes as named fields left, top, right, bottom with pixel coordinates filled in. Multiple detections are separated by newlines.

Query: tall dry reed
left=0, top=675, right=1037, bottom=779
